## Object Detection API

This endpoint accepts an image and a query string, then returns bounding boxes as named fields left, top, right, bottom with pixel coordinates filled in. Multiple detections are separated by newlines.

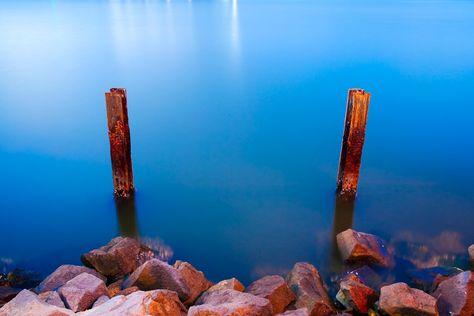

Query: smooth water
left=1, top=0, right=473, bottom=284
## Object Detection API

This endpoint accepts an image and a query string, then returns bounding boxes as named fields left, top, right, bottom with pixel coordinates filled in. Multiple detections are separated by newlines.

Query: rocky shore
left=1, top=230, right=473, bottom=316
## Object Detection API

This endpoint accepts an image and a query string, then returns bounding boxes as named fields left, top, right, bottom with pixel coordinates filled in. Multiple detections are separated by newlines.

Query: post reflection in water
left=328, top=196, right=355, bottom=273
left=115, top=195, right=139, bottom=239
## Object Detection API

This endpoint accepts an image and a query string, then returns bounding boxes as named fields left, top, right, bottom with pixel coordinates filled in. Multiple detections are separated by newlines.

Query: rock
left=116, top=286, right=139, bottom=296
left=107, top=279, right=124, bottom=297
left=195, top=277, right=245, bottom=305
left=81, top=237, right=154, bottom=279
left=37, top=264, right=106, bottom=293
left=78, top=290, right=187, bottom=316
left=379, top=282, right=438, bottom=316
left=276, top=308, right=309, bottom=316
left=38, top=290, right=66, bottom=308
left=336, top=278, right=377, bottom=313
left=123, top=259, right=190, bottom=301
left=58, top=272, right=108, bottom=312
left=407, top=266, right=463, bottom=292
left=0, top=287, right=20, bottom=307
left=189, top=289, right=272, bottom=316
left=246, top=275, right=296, bottom=314
left=0, top=289, right=73, bottom=316
left=91, top=295, right=109, bottom=308
left=469, top=245, right=474, bottom=262
left=341, top=265, right=382, bottom=290
left=173, top=260, right=212, bottom=305
left=433, top=271, right=474, bottom=316
left=336, top=229, right=394, bottom=268
left=6, top=268, right=41, bottom=289
left=286, top=262, right=334, bottom=316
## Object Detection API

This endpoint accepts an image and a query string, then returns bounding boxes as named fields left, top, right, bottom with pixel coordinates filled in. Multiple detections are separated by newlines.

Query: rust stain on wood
left=337, top=88, right=370, bottom=199
left=105, top=88, right=134, bottom=198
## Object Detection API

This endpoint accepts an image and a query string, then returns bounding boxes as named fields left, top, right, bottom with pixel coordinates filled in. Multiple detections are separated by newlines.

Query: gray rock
left=189, top=289, right=272, bottom=316
left=379, top=282, right=438, bottom=316
left=58, top=272, right=108, bottom=312
left=123, top=259, right=190, bottom=301
left=0, top=289, right=73, bottom=316
left=336, top=229, right=394, bottom=267
left=37, top=264, right=106, bottom=293
left=246, top=275, right=295, bottom=314
left=286, top=262, right=334, bottom=316
left=173, top=260, right=212, bottom=305
left=77, top=290, right=187, bottom=316
left=38, top=290, right=66, bottom=308
left=81, top=237, right=154, bottom=279
left=434, top=271, right=474, bottom=316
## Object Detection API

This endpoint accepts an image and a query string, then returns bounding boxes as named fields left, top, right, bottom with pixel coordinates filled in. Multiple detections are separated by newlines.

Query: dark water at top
left=1, top=0, right=473, bottom=285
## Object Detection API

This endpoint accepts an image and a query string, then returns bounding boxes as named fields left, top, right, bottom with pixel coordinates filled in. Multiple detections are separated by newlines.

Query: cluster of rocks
left=1, top=231, right=473, bottom=316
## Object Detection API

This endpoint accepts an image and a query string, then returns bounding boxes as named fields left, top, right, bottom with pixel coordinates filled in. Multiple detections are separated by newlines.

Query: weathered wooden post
left=105, top=88, right=134, bottom=198
left=336, top=88, right=370, bottom=199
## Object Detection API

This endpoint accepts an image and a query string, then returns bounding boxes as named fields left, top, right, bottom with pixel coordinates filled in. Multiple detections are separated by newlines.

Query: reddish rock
left=78, top=290, right=187, bottom=316
left=189, top=289, right=272, bottom=316
left=58, top=273, right=108, bottom=312
left=38, top=290, right=66, bottom=308
left=91, top=295, right=109, bottom=308
left=379, top=282, right=438, bottom=316
left=434, top=271, right=474, bottom=316
left=107, top=279, right=124, bottom=297
left=0, top=287, right=20, bottom=307
left=174, top=260, right=212, bottom=305
left=286, top=262, right=335, bottom=316
left=336, top=229, right=394, bottom=267
left=246, top=275, right=296, bottom=314
left=195, top=277, right=245, bottom=305
left=0, top=289, right=73, bottom=316
left=81, top=237, right=154, bottom=279
left=336, top=278, right=377, bottom=313
left=123, top=259, right=190, bottom=301
left=37, top=264, right=106, bottom=293
left=117, top=286, right=139, bottom=296
left=276, top=308, right=309, bottom=316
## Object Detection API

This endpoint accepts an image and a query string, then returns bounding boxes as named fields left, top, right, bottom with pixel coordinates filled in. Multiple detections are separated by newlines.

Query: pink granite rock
left=174, top=260, right=212, bottom=305
left=379, top=282, right=438, bottom=316
left=37, top=264, right=106, bottom=293
left=0, top=289, right=73, bottom=316
left=58, top=272, right=108, bottom=312
left=38, top=290, right=66, bottom=308
left=434, top=271, right=474, bottom=316
left=246, top=275, right=296, bottom=314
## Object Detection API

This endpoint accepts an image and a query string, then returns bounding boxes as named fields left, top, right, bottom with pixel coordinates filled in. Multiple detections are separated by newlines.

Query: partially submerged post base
left=105, top=88, right=134, bottom=198
left=336, top=89, right=370, bottom=199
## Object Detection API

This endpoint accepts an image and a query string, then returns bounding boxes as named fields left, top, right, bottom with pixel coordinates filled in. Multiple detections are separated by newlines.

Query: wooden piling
left=105, top=88, right=134, bottom=198
left=336, top=88, right=370, bottom=199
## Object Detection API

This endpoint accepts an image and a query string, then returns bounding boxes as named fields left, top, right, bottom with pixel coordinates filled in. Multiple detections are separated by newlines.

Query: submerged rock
left=246, top=275, right=296, bottom=314
left=286, top=262, right=335, bottom=316
left=407, top=266, right=463, bottom=292
left=336, top=278, right=377, bottom=313
left=78, top=290, right=187, bottom=316
left=379, top=282, right=438, bottom=316
left=340, top=265, right=382, bottom=291
left=173, top=260, right=212, bottom=305
left=337, top=229, right=394, bottom=268
left=81, top=237, right=154, bottom=279
left=37, top=264, right=106, bottom=293
left=38, top=290, right=66, bottom=308
left=189, top=289, right=272, bottom=316
left=0, top=287, right=20, bottom=307
left=58, top=272, right=108, bottom=312
left=123, top=259, right=190, bottom=301
left=0, top=289, right=73, bottom=316
left=6, top=268, right=41, bottom=289
left=433, top=271, right=474, bottom=316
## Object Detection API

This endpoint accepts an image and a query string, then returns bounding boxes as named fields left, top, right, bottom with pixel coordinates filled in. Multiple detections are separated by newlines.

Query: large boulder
left=0, top=289, right=73, bottom=316
left=81, top=237, right=154, bottom=279
left=37, top=264, right=106, bottom=293
left=336, top=278, right=377, bottom=313
left=188, top=289, right=272, bottom=316
left=58, top=272, right=108, bottom=312
left=173, top=260, right=212, bottom=305
left=77, top=290, right=187, bottom=316
left=195, top=277, right=245, bottom=305
left=433, top=271, right=474, bottom=316
left=379, top=282, right=438, bottom=316
left=286, top=262, right=334, bottom=316
left=38, top=290, right=66, bottom=308
left=336, top=229, right=394, bottom=268
left=246, top=275, right=296, bottom=314
left=123, top=259, right=190, bottom=301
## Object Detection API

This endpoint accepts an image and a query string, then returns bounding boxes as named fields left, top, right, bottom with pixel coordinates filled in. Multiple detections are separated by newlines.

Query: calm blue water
left=1, top=0, right=473, bottom=284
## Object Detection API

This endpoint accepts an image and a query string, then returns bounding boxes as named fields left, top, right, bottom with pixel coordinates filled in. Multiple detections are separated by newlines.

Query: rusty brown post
left=336, top=88, right=370, bottom=199
left=105, top=88, right=134, bottom=198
